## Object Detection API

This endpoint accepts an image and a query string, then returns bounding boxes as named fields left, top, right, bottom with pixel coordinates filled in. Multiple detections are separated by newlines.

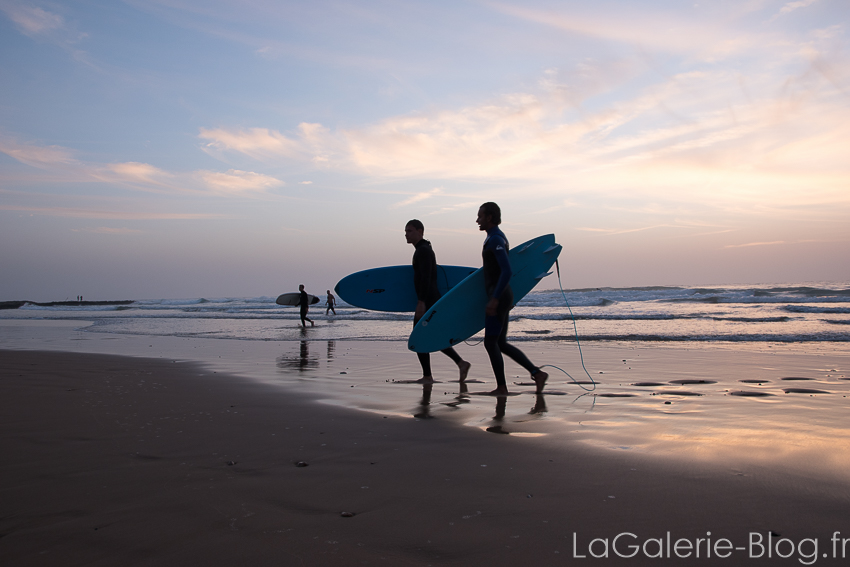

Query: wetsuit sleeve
left=412, top=246, right=435, bottom=302
left=492, top=244, right=512, bottom=299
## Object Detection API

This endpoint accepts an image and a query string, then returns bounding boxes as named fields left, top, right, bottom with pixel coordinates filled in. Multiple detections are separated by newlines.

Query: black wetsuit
left=482, top=226, right=539, bottom=389
left=299, top=290, right=313, bottom=327
left=412, top=239, right=463, bottom=376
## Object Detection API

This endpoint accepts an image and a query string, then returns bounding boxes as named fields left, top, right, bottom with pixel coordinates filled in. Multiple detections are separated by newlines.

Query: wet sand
left=3, top=347, right=850, bottom=566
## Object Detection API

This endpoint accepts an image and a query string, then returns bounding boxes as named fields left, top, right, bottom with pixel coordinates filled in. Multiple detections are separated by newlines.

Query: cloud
left=0, top=1, right=90, bottom=63
left=433, top=201, right=481, bottom=214
left=485, top=2, right=758, bottom=61
left=196, top=169, right=284, bottom=194
left=0, top=137, right=77, bottom=168
left=0, top=1, right=64, bottom=36
left=199, top=59, right=850, bottom=212
left=106, top=162, right=171, bottom=182
left=1, top=136, right=287, bottom=198
left=724, top=241, right=786, bottom=248
left=199, top=127, right=306, bottom=161
left=389, top=188, right=443, bottom=209
left=778, top=0, right=818, bottom=17
left=0, top=204, right=227, bottom=220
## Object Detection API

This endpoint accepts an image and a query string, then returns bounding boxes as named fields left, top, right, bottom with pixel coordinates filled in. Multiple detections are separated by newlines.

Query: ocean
left=3, top=283, right=849, bottom=345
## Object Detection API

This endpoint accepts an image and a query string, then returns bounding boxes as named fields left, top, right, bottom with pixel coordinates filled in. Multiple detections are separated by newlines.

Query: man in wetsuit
left=298, top=284, right=314, bottom=327
left=476, top=202, right=548, bottom=396
left=405, top=219, right=471, bottom=383
left=325, top=290, right=336, bottom=315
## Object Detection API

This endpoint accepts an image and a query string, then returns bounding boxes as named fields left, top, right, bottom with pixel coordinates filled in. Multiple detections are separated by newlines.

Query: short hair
left=406, top=219, right=424, bottom=232
left=479, top=202, right=501, bottom=225
left=299, top=284, right=304, bottom=290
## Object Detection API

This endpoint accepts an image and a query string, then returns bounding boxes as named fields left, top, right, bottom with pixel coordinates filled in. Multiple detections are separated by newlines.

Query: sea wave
left=783, top=305, right=850, bottom=314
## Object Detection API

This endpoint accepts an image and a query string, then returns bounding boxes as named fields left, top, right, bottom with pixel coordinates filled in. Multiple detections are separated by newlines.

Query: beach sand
left=3, top=346, right=850, bottom=566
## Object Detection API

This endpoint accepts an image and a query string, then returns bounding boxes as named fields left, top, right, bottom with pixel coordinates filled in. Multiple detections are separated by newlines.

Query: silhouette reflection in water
left=440, top=380, right=471, bottom=409
left=485, top=394, right=547, bottom=434
left=485, top=396, right=509, bottom=434
left=276, top=340, right=319, bottom=372
left=413, top=383, right=434, bottom=419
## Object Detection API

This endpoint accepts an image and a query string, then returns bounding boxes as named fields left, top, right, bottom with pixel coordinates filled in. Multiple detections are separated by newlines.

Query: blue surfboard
left=334, top=265, right=476, bottom=312
left=407, top=234, right=561, bottom=353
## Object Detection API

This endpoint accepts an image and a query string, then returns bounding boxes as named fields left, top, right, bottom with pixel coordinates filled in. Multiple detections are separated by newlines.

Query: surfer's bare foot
left=532, top=370, right=548, bottom=393
left=458, top=361, right=471, bottom=382
left=414, top=376, right=435, bottom=384
left=487, top=387, right=509, bottom=396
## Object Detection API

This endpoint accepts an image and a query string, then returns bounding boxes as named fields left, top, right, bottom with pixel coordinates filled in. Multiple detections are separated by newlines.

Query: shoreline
left=2, top=348, right=850, bottom=565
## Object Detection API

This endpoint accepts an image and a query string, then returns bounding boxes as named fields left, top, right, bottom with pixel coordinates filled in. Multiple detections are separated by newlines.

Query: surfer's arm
left=491, top=245, right=512, bottom=300
left=412, top=246, right=435, bottom=303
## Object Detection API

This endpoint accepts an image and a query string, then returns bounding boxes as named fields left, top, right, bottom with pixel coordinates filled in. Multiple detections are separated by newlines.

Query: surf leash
left=543, top=258, right=596, bottom=392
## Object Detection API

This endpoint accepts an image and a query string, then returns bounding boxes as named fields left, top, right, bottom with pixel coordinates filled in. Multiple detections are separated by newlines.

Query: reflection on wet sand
left=276, top=340, right=319, bottom=372
left=485, top=394, right=549, bottom=434
left=269, top=341, right=850, bottom=482
left=413, top=383, right=433, bottom=419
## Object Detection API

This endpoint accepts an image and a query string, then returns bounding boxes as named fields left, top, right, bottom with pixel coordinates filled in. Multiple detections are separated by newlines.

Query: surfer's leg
left=414, top=315, right=434, bottom=382
left=440, top=347, right=471, bottom=381
left=496, top=317, right=548, bottom=392
left=416, top=352, right=434, bottom=382
left=490, top=303, right=548, bottom=392
left=495, top=309, right=537, bottom=374
left=484, top=313, right=507, bottom=392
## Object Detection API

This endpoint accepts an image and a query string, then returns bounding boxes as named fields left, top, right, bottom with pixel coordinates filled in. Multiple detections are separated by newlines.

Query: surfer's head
left=299, top=284, right=305, bottom=291
left=477, top=202, right=501, bottom=230
left=405, top=219, right=425, bottom=245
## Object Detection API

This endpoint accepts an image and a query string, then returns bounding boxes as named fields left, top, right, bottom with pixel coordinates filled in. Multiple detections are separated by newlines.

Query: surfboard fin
left=544, top=244, right=560, bottom=253
left=534, top=271, right=552, bottom=280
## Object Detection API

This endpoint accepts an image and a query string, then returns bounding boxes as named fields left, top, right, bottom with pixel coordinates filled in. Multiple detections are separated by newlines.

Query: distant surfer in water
left=298, top=284, right=314, bottom=327
left=325, top=290, right=336, bottom=315
left=476, top=202, right=548, bottom=396
left=405, top=219, right=471, bottom=384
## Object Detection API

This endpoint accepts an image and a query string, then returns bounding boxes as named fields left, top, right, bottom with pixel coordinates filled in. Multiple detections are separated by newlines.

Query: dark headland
left=0, top=300, right=134, bottom=310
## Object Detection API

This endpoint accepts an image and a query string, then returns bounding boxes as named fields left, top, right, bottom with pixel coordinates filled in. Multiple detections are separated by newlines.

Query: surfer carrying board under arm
left=298, top=284, right=314, bottom=327
left=405, top=219, right=472, bottom=384
left=476, top=202, right=548, bottom=396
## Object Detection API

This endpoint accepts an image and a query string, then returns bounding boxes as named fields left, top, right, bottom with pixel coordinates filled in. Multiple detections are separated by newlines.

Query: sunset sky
left=1, top=0, right=848, bottom=300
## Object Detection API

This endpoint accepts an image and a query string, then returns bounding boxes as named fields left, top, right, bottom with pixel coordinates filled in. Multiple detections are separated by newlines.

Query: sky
left=1, top=0, right=848, bottom=301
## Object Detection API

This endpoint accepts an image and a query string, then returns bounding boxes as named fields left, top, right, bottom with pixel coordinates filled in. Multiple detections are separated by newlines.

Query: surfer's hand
left=415, top=301, right=426, bottom=319
left=486, top=297, right=498, bottom=316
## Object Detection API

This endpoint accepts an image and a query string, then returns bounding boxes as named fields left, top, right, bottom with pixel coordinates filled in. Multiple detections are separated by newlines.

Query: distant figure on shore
left=476, top=202, right=547, bottom=396
left=298, top=284, right=314, bottom=327
left=405, top=219, right=470, bottom=384
left=326, top=290, right=336, bottom=315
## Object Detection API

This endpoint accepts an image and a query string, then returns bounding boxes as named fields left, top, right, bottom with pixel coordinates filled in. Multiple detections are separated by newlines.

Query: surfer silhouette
left=298, top=284, right=314, bottom=327
left=476, top=202, right=548, bottom=396
left=325, top=290, right=336, bottom=315
left=405, top=219, right=471, bottom=384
